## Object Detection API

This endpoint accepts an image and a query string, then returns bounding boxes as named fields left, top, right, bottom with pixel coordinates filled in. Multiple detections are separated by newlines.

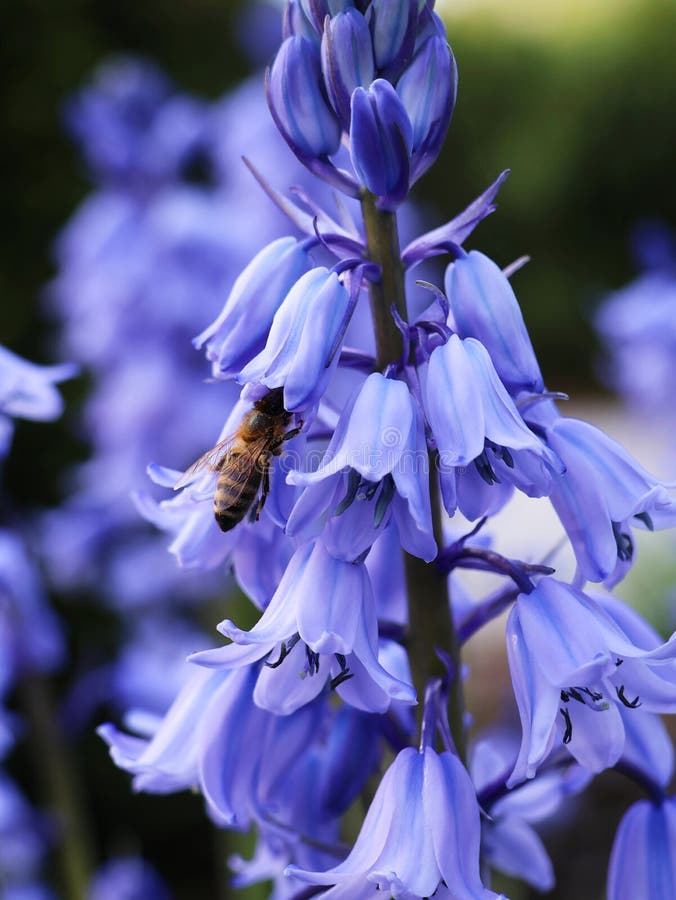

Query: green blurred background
left=1, top=0, right=675, bottom=897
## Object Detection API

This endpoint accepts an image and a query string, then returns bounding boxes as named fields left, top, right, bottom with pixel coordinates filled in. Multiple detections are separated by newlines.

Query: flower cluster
left=98, top=3, right=676, bottom=898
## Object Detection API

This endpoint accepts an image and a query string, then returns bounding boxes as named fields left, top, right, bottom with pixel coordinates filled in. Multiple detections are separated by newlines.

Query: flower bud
left=397, top=35, right=457, bottom=183
left=267, top=36, right=342, bottom=162
left=298, top=0, right=354, bottom=35
left=193, top=237, right=312, bottom=377
left=350, top=79, right=413, bottom=209
left=367, top=0, right=418, bottom=80
left=321, top=8, right=375, bottom=128
left=445, top=250, right=544, bottom=393
left=239, top=267, right=350, bottom=412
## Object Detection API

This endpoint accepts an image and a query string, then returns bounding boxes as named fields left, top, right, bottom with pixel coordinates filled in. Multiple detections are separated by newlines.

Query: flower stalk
left=360, top=189, right=466, bottom=759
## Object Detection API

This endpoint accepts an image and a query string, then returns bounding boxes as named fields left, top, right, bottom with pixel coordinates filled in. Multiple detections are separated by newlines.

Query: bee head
left=253, top=387, right=286, bottom=417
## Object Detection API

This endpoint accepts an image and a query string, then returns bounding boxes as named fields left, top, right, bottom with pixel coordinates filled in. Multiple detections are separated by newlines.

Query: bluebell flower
left=529, top=407, right=676, bottom=584
left=596, top=227, right=676, bottom=427
left=189, top=539, right=416, bottom=714
left=607, top=797, right=676, bottom=900
left=239, top=267, right=351, bottom=412
left=472, top=732, right=591, bottom=892
left=444, top=249, right=544, bottom=393
left=396, top=34, right=457, bottom=184
left=0, top=531, right=64, bottom=681
left=287, top=372, right=436, bottom=561
left=287, top=745, right=503, bottom=899
left=194, top=237, right=313, bottom=379
left=0, top=345, right=76, bottom=452
left=423, top=334, right=561, bottom=518
left=321, top=9, right=375, bottom=128
left=64, top=56, right=206, bottom=185
left=88, top=857, right=171, bottom=900
left=350, top=79, right=413, bottom=209
left=0, top=774, right=52, bottom=897
left=507, top=577, right=676, bottom=785
left=100, top=664, right=325, bottom=830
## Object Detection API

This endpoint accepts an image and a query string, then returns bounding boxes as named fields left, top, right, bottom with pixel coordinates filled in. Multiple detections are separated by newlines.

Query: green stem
left=360, top=192, right=407, bottom=369
left=360, top=191, right=466, bottom=761
left=20, top=674, right=94, bottom=899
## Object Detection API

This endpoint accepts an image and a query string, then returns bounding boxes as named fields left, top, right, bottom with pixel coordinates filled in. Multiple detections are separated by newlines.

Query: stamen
left=612, top=521, right=634, bottom=562
left=475, top=450, right=500, bottom=486
left=305, top=647, right=320, bottom=677
left=374, top=475, right=396, bottom=527
left=634, top=511, right=655, bottom=531
left=330, top=654, right=353, bottom=690
left=560, top=708, right=573, bottom=744
left=616, top=685, right=641, bottom=708
left=333, top=469, right=361, bottom=516
left=265, top=634, right=301, bottom=668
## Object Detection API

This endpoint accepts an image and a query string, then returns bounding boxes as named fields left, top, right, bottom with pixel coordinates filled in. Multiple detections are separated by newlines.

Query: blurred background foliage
left=0, top=0, right=674, bottom=898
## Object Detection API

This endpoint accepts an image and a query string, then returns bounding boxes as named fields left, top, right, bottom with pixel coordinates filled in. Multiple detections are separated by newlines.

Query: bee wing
left=173, top=436, right=235, bottom=491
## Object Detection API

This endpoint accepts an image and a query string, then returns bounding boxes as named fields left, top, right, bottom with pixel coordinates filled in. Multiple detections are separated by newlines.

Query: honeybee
left=174, top=388, right=302, bottom=532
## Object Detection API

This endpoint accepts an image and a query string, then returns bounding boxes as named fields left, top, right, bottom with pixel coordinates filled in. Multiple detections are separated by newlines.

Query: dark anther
left=305, top=647, right=320, bottom=677
left=580, top=686, right=604, bottom=702
left=475, top=450, right=500, bottom=486
left=374, top=475, right=396, bottom=528
left=334, top=469, right=361, bottom=516
left=330, top=654, right=353, bottom=690
left=615, top=658, right=624, bottom=667
left=612, top=521, right=634, bottom=562
left=634, top=511, right=655, bottom=531
left=560, top=690, right=570, bottom=703
left=487, top=441, right=514, bottom=469
left=500, top=447, right=515, bottom=469
left=560, top=708, right=573, bottom=744
left=568, top=688, right=586, bottom=704
left=616, top=685, right=641, bottom=708
left=266, top=634, right=301, bottom=668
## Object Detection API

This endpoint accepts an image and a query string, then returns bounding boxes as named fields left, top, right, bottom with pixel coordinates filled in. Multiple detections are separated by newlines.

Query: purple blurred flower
left=0, top=345, right=76, bottom=454
left=88, top=857, right=171, bottom=900
left=65, top=57, right=206, bottom=185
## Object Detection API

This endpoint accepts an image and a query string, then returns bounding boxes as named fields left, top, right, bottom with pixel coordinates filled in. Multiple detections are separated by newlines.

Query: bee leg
left=255, top=455, right=272, bottom=521
left=271, top=420, right=304, bottom=456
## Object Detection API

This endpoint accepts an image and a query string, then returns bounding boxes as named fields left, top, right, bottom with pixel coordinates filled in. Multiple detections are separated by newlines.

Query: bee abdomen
left=213, top=474, right=259, bottom=532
